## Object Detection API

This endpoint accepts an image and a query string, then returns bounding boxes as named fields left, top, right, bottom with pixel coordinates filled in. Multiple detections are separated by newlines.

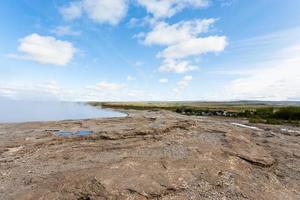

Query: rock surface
left=0, top=110, right=299, bottom=199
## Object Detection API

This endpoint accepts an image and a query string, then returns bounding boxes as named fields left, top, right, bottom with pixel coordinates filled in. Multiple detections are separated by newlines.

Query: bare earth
left=0, top=109, right=299, bottom=200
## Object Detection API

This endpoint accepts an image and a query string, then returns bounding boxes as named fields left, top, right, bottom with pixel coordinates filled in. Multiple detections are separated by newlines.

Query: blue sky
left=0, top=0, right=300, bottom=101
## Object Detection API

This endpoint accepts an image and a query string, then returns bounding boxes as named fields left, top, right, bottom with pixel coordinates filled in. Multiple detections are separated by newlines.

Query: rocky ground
left=0, top=109, right=299, bottom=200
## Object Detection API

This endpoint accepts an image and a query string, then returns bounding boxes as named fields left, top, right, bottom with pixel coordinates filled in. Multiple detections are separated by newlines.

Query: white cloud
left=16, top=33, right=76, bottom=65
left=60, top=0, right=128, bottom=25
left=224, top=59, right=300, bottom=101
left=177, top=75, right=193, bottom=88
left=136, top=0, right=209, bottom=18
left=173, top=75, right=193, bottom=93
left=183, top=75, right=193, bottom=81
left=127, top=90, right=145, bottom=97
left=0, top=81, right=72, bottom=101
left=82, top=88, right=154, bottom=101
left=159, top=59, right=199, bottom=73
left=223, top=44, right=300, bottom=101
left=129, top=16, right=159, bottom=28
left=127, top=75, right=136, bottom=81
left=136, top=19, right=227, bottom=74
left=60, top=1, right=83, bottom=20
left=0, top=80, right=152, bottom=102
left=51, top=26, right=81, bottom=36
left=87, top=81, right=126, bottom=91
left=0, top=86, right=17, bottom=98
left=39, top=80, right=62, bottom=94
left=83, top=83, right=161, bottom=101
left=143, top=19, right=216, bottom=46
left=83, top=0, right=128, bottom=25
left=159, top=36, right=228, bottom=59
left=159, top=78, right=169, bottom=83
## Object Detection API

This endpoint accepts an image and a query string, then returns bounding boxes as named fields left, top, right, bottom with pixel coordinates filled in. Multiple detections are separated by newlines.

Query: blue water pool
left=0, top=100, right=127, bottom=123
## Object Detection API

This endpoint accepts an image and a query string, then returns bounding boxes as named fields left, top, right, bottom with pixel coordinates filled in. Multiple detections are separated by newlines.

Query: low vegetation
left=245, top=107, right=300, bottom=125
left=89, top=101, right=300, bottom=126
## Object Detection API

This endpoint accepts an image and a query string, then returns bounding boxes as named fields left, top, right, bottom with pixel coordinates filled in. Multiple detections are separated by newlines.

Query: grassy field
left=89, top=101, right=300, bottom=126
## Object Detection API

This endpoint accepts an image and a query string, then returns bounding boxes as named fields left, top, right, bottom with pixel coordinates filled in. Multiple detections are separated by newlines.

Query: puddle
left=231, top=123, right=262, bottom=131
left=57, top=130, right=94, bottom=137
left=281, top=129, right=300, bottom=134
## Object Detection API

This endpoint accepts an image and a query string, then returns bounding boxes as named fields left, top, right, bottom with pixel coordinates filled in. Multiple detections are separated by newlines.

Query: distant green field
left=91, top=101, right=278, bottom=111
left=89, top=101, right=300, bottom=126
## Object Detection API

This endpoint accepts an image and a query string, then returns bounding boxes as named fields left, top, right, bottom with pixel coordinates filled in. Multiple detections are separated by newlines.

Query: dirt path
left=0, top=110, right=299, bottom=199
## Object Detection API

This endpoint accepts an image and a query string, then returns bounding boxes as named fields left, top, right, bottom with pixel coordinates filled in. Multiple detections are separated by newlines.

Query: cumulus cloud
left=159, top=36, right=228, bottom=59
left=83, top=0, right=128, bottom=25
left=60, top=1, right=83, bottom=20
left=159, top=59, right=199, bottom=73
left=16, top=33, right=76, bottom=65
left=139, top=19, right=226, bottom=60
left=51, top=26, right=81, bottom=36
left=142, top=19, right=216, bottom=46
left=136, top=0, right=209, bottom=18
left=159, top=78, right=169, bottom=83
left=136, top=19, right=227, bottom=74
left=60, top=0, right=128, bottom=25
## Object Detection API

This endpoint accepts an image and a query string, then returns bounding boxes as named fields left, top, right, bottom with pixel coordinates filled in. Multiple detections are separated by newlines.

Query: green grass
left=89, top=101, right=300, bottom=126
left=91, top=101, right=273, bottom=111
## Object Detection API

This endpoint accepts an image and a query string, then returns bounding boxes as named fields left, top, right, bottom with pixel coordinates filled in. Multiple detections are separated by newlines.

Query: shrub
left=272, top=107, right=300, bottom=120
left=249, top=114, right=266, bottom=123
left=266, top=118, right=282, bottom=125
left=255, top=107, right=274, bottom=118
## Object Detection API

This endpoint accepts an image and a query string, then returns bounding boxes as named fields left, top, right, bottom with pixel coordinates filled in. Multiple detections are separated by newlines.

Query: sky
left=0, top=0, right=300, bottom=102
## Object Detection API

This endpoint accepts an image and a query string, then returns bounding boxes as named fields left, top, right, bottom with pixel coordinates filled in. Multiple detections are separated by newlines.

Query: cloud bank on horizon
left=0, top=0, right=300, bottom=101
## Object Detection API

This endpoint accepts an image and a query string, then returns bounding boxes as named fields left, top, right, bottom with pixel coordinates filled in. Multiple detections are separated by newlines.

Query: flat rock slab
left=0, top=110, right=299, bottom=200
left=224, top=132, right=275, bottom=167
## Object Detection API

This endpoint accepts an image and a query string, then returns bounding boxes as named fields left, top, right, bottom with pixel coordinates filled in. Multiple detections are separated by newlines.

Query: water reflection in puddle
left=57, top=130, right=94, bottom=137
